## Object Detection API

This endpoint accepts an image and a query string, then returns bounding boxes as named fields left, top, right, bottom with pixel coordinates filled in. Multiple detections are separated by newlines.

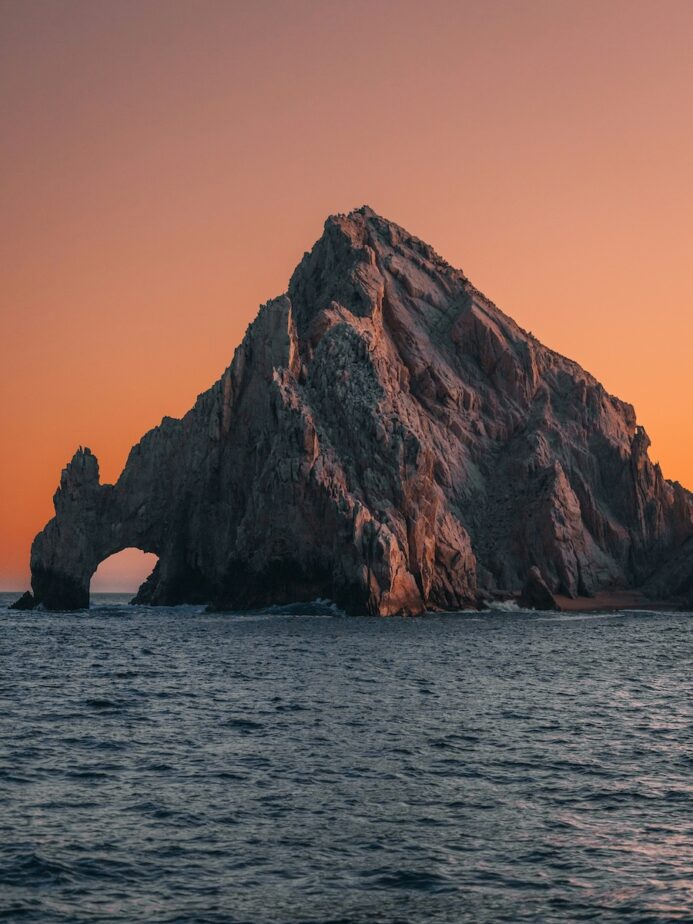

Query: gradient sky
left=2, top=0, right=692, bottom=591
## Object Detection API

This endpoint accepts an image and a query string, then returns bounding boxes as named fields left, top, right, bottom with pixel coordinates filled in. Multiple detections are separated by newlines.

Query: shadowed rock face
left=519, top=567, right=559, bottom=611
left=23, top=207, right=693, bottom=613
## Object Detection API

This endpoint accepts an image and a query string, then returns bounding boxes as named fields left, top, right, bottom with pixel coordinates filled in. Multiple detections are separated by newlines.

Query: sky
left=1, top=0, right=692, bottom=591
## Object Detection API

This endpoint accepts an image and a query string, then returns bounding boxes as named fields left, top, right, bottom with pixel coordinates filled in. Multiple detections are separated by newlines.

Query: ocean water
left=1, top=592, right=691, bottom=923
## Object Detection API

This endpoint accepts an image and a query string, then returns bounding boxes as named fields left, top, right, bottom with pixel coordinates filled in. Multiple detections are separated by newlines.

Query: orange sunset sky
left=2, top=0, right=692, bottom=591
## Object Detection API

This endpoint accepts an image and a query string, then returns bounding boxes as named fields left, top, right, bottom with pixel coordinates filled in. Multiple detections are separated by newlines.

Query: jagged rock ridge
left=21, top=207, right=693, bottom=613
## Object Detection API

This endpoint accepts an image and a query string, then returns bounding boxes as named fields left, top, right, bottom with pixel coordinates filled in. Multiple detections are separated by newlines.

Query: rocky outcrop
left=9, top=591, right=35, bottom=611
left=518, top=567, right=559, bottom=611
left=642, top=535, right=693, bottom=606
left=16, top=206, right=693, bottom=613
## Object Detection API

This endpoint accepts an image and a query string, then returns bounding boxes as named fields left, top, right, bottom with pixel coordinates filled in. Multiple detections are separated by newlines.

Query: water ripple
left=1, top=593, right=691, bottom=922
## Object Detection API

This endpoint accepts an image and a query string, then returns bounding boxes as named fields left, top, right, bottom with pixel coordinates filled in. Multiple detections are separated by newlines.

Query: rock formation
left=642, top=535, right=693, bottom=605
left=17, top=207, right=693, bottom=614
left=9, top=591, right=36, bottom=611
left=518, top=566, right=559, bottom=611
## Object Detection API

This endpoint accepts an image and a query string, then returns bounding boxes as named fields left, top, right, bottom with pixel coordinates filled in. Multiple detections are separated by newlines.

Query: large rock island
left=17, top=207, right=693, bottom=614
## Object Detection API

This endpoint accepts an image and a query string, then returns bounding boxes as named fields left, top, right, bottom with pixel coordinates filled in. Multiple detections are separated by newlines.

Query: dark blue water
left=1, top=593, right=691, bottom=923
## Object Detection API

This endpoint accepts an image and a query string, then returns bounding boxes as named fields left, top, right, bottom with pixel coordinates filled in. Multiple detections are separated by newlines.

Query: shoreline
left=2, top=589, right=687, bottom=616
left=550, top=591, right=679, bottom=613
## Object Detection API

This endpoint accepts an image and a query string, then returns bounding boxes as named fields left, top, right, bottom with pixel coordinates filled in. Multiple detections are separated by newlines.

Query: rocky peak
left=62, top=446, right=100, bottom=485
left=54, top=447, right=102, bottom=513
left=288, top=206, right=464, bottom=335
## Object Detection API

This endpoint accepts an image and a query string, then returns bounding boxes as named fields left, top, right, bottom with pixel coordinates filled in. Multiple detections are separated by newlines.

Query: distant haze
left=2, top=0, right=692, bottom=588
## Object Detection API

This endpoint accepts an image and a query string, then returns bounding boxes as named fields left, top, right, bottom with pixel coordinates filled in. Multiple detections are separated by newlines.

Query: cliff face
left=24, top=207, right=693, bottom=613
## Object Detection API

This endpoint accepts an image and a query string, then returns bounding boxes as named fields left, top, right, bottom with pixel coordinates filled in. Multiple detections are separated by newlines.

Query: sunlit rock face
left=24, top=207, right=693, bottom=613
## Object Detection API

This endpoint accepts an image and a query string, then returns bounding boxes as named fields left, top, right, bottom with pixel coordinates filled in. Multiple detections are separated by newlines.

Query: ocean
left=1, top=592, right=691, bottom=923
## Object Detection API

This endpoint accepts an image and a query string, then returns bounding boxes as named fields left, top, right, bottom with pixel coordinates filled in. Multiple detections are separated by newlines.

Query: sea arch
left=90, top=548, right=160, bottom=600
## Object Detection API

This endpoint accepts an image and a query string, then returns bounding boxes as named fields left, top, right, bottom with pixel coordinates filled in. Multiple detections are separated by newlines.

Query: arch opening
left=90, top=548, right=159, bottom=601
